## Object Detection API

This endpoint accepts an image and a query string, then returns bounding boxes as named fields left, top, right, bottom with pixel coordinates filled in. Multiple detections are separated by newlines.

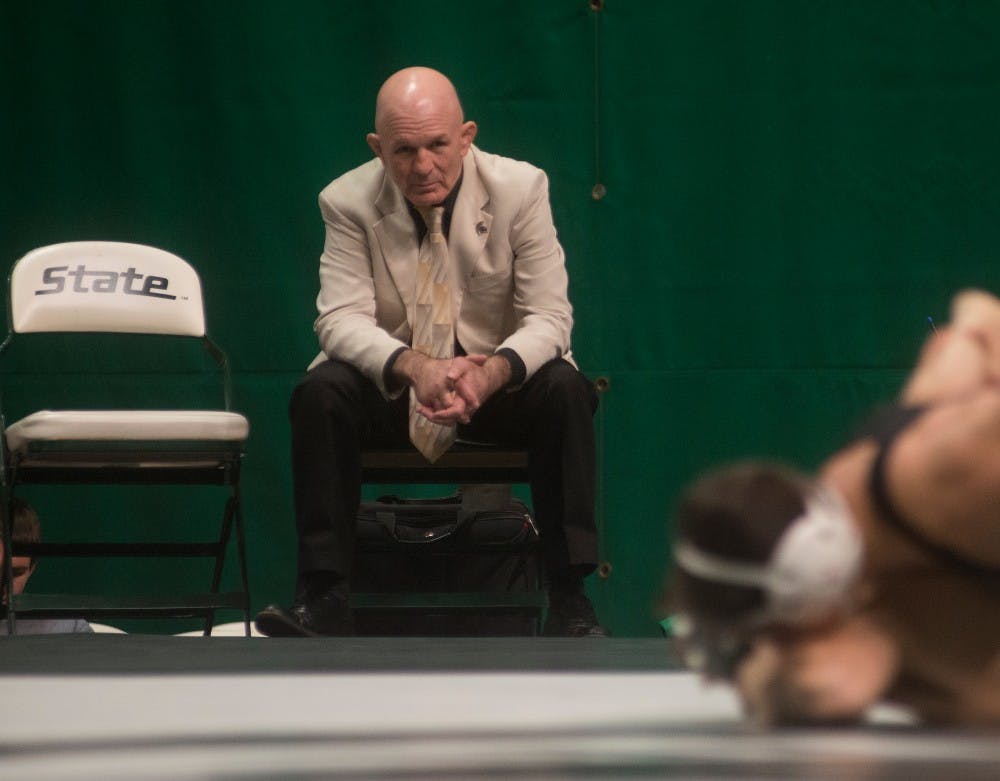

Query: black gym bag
left=351, top=492, right=544, bottom=636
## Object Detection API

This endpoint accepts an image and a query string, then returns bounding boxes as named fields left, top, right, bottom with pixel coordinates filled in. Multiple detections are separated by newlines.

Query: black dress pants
left=289, top=356, right=599, bottom=598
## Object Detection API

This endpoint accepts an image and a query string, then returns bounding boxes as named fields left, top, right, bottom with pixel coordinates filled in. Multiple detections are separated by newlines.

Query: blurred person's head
left=666, top=461, right=863, bottom=678
left=1, top=498, right=40, bottom=602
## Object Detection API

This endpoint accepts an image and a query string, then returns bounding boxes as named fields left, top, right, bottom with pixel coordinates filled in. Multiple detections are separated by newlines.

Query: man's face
left=368, top=104, right=476, bottom=208
left=0, top=544, right=33, bottom=603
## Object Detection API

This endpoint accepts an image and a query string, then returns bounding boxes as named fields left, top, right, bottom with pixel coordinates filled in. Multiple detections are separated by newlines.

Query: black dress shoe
left=254, top=589, right=355, bottom=637
left=542, top=593, right=609, bottom=637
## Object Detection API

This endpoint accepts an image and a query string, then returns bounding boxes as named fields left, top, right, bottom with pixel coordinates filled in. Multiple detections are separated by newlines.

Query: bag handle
left=370, top=504, right=467, bottom=543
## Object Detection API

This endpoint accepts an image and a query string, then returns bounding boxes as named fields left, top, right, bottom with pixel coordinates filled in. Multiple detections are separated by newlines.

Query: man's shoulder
left=471, top=146, right=547, bottom=190
left=319, top=156, right=385, bottom=208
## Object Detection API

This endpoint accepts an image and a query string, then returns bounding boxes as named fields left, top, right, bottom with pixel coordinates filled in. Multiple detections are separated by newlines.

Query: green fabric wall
left=2, top=1, right=999, bottom=635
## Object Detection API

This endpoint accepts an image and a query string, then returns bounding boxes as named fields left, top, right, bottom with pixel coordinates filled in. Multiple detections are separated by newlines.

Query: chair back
left=9, top=241, right=206, bottom=337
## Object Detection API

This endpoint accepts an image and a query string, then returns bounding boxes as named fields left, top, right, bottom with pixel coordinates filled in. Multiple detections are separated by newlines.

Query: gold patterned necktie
left=409, top=205, right=456, bottom=462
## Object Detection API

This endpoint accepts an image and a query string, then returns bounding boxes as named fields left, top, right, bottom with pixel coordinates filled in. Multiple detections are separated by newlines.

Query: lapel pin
left=476, top=222, right=488, bottom=235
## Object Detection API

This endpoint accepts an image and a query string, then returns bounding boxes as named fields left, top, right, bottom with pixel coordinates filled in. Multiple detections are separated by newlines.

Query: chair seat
left=5, top=410, right=249, bottom=467
left=362, top=441, right=529, bottom=484
left=6, top=410, right=248, bottom=448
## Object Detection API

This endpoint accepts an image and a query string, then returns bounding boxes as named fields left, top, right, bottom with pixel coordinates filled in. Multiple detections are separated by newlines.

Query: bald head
left=374, top=67, right=465, bottom=134
left=367, top=67, right=477, bottom=207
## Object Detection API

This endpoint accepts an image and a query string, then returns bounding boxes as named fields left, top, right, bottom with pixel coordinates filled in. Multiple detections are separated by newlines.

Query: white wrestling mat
left=0, top=636, right=995, bottom=780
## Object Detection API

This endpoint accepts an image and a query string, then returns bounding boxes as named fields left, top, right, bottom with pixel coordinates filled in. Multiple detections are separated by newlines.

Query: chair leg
left=1, top=490, right=16, bottom=635
left=530, top=549, right=546, bottom=637
left=232, top=486, right=252, bottom=638
left=206, top=486, right=251, bottom=638
left=205, top=494, right=237, bottom=636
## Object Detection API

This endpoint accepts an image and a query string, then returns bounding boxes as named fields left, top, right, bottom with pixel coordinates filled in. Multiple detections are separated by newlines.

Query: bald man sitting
left=255, top=67, right=606, bottom=638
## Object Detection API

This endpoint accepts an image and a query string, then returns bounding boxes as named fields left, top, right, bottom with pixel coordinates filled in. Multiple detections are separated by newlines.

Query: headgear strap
left=675, top=485, right=863, bottom=626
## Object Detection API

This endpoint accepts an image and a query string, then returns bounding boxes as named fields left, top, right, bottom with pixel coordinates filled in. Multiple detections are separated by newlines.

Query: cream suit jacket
left=310, top=145, right=575, bottom=396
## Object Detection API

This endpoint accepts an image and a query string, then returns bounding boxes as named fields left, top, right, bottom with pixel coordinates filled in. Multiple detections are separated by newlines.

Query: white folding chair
left=0, top=241, right=251, bottom=635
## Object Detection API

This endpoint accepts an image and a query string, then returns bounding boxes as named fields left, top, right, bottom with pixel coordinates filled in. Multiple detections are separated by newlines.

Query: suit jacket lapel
left=450, top=151, right=493, bottom=320
left=372, top=171, right=419, bottom=322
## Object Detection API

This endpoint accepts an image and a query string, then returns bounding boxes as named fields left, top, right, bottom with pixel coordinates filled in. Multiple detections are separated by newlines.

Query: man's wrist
left=389, top=348, right=426, bottom=388
left=493, top=348, right=526, bottom=390
left=484, top=354, right=513, bottom=394
left=383, top=346, right=410, bottom=392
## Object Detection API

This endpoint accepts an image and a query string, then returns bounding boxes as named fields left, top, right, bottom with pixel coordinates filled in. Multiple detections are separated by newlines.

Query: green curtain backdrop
left=2, top=1, right=999, bottom=635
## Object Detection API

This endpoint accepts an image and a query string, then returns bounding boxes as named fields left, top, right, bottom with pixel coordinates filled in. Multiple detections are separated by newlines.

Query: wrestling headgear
left=672, top=485, right=863, bottom=676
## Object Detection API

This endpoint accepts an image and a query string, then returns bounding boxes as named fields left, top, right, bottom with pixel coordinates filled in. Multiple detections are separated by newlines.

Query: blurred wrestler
left=668, top=288, right=1000, bottom=726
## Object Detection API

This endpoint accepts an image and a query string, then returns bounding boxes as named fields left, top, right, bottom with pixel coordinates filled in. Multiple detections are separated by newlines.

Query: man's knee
left=534, top=359, right=599, bottom=415
left=289, top=360, right=370, bottom=420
